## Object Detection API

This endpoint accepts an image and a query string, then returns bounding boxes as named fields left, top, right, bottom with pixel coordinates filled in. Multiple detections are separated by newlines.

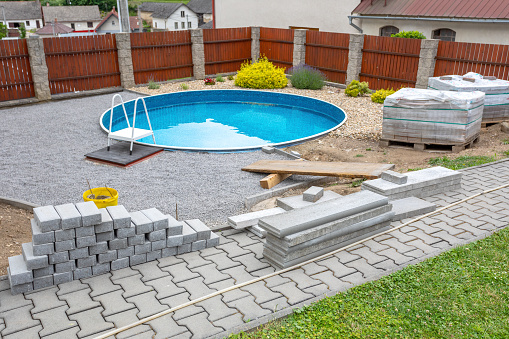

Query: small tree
left=18, top=23, right=26, bottom=39
left=0, top=22, right=7, bottom=40
left=391, top=31, right=426, bottom=39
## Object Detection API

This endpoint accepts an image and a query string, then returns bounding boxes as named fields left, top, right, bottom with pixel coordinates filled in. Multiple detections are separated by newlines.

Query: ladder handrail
left=132, top=97, right=156, bottom=144
left=109, top=93, right=130, bottom=134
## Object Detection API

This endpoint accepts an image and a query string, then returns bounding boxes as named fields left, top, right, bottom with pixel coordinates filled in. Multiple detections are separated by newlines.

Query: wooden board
left=260, top=173, right=292, bottom=189
left=243, top=160, right=395, bottom=179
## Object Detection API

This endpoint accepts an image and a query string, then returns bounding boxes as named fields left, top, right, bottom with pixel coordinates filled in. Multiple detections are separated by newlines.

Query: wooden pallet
left=379, top=134, right=481, bottom=153
left=481, top=121, right=504, bottom=128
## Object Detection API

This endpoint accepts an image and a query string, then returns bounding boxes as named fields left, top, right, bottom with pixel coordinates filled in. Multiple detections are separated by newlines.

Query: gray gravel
left=0, top=91, right=313, bottom=226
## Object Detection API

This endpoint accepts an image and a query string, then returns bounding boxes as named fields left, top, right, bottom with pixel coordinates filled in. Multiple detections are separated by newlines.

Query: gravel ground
left=0, top=91, right=314, bottom=226
left=133, top=79, right=383, bottom=140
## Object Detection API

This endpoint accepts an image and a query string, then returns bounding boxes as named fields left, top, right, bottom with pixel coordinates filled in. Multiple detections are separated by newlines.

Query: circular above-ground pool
left=100, top=90, right=347, bottom=152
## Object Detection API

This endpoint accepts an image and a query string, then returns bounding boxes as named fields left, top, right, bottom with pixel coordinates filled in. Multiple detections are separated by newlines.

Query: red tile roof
left=36, top=22, right=74, bottom=35
left=129, top=16, right=140, bottom=30
left=353, top=0, right=509, bottom=19
left=95, top=8, right=118, bottom=31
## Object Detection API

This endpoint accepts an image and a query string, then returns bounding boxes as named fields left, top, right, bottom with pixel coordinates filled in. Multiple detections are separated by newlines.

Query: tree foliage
left=391, top=30, right=426, bottom=39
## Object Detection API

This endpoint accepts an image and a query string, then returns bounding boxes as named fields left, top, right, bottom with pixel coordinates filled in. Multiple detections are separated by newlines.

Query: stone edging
left=0, top=196, right=39, bottom=211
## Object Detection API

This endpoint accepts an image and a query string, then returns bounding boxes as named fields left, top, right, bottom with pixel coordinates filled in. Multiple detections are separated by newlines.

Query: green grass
left=502, top=139, right=509, bottom=145
left=349, top=178, right=365, bottom=187
left=428, top=155, right=498, bottom=170
left=230, top=228, right=509, bottom=339
left=355, top=154, right=364, bottom=157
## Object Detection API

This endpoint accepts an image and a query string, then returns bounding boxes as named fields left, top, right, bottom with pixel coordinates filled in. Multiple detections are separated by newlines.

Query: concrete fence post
left=191, top=29, right=206, bottom=80
left=115, top=33, right=135, bottom=88
left=292, top=29, right=306, bottom=67
left=346, top=33, right=364, bottom=85
left=415, top=39, right=439, bottom=89
left=26, top=36, right=51, bottom=101
left=251, top=26, right=260, bottom=62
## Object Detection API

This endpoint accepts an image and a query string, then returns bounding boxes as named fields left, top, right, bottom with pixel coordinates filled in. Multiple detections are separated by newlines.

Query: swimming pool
left=100, top=90, right=347, bottom=152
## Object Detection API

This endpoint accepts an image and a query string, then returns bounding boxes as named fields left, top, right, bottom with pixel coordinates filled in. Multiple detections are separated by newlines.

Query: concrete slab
left=106, top=205, right=131, bottom=229
left=303, top=186, right=324, bottom=202
left=228, top=207, right=285, bottom=229
left=141, top=208, right=169, bottom=231
left=33, top=205, right=61, bottom=232
left=276, top=190, right=341, bottom=211
left=380, top=170, right=408, bottom=184
left=130, top=211, right=153, bottom=234
left=185, top=219, right=211, bottom=241
left=391, top=197, right=437, bottom=221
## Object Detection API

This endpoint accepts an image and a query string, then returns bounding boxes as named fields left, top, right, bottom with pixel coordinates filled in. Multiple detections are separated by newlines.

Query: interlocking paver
left=341, top=272, right=365, bottom=285
left=232, top=253, right=271, bottom=273
left=161, top=262, right=200, bottom=283
left=479, top=215, right=508, bottom=228
left=126, top=291, right=167, bottom=318
left=115, top=274, right=153, bottom=298
left=69, top=306, right=114, bottom=338
left=373, top=259, right=397, bottom=271
left=260, top=295, right=290, bottom=313
left=191, top=263, right=231, bottom=285
left=221, top=266, right=255, bottom=284
left=349, top=246, right=389, bottom=265
left=455, top=215, right=486, bottom=227
left=455, top=232, right=477, bottom=241
left=302, top=283, right=329, bottom=297
left=196, top=295, right=237, bottom=322
left=212, top=312, right=244, bottom=331
left=176, top=312, right=223, bottom=338
left=225, top=232, right=259, bottom=248
left=205, top=252, right=241, bottom=271
left=377, top=248, right=415, bottom=266
left=0, top=305, right=40, bottom=336
left=239, top=281, right=282, bottom=305
left=104, top=308, right=152, bottom=339
left=226, top=295, right=271, bottom=322
left=345, top=258, right=385, bottom=277
left=2, top=325, right=43, bottom=339
left=176, top=277, right=216, bottom=300
left=157, top=255, right=184, bottom=268
left=406, top=239, right=438, bottom=255
left=264, top=274, right=291, bottom=288
left=82, top=273, right=121, bottom=298
left=250, top=266, right=276, bottom=277
left=31, top=305, right=78, bottom=337
left=93, top=289, right=136, bottom=317
left=334, top=250, right=361, bottom=264
left=177, top=251, right=213, bottom=269
left=148, top=313, right=189, bottom=339
left=242, top=242, right=264, bottom=259
left=281, top=268, right=322, bottom=290
left=311, top=271, right=352, bottom=291
left=25, top=287, right=66, bottom=314
left=316, top=257, right=357, bottom=277
left=380, top=238, right=416, bottom=254
left=59, top=288, right=101, bottom=315
left=432, top=221, right=465, bottom=235
left=109, top=267, right=139, bottom=281
left=216, top=241, right=251, bottom=258
left=132, top=261, right=170, bottom=282
left=408, top=229, right=442, bottom=245
left=431, top=231, right=463, bottom=245
left=270, top=282, right=314, bottom=305
left=198, top=246, right=224, bottom=257
left=173, top=304, right=205, bottom=322
left=145, top=275, right=186, bottom=300
left=301, top=262, right=328, bottom=276
left=405, top=248, right=426, bottom=259
left=42, top=326, right=80, bottom=339
left=56, top=279, right=89, bottom=296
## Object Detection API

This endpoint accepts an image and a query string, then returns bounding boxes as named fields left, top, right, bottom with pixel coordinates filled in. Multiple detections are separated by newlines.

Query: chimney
left=46, top=2, right=49, bottom=6
left=112, top=6, right=115, bottom=12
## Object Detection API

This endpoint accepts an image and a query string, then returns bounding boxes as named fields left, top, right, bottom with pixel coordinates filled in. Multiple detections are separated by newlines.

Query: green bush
left=288, top=64, right=326, bottom=90
left=180, top=83, right=189, bottom=90
left=0, top=23, right=7, bottom=40
left=18, top=23, right=26, bottom=39
left=234, top=56, right=288, bottom=89
left=345, top=80, right=371, bottom=97
left=371, top=88, right=396, bottom=104
left=391, top=31, right=426, bottom=39
left=216, top=75, right=225, bottom=82
left=227, top=75, right=234, bottom=81
left=148, top=80, right=159, bottom=90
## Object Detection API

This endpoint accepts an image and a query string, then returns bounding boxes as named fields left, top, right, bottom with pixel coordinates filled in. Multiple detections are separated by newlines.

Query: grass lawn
left=231, top=228, right=509, bottom=338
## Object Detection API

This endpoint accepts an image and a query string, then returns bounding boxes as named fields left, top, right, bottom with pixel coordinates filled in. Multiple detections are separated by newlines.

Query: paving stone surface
left=2, top=160, right=509, bottom=338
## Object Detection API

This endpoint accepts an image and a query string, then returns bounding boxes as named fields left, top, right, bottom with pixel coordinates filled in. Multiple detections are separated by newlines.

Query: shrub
left=18, top=23, right=26, bottom=39
left=216, top=75, right=225, bottom=82
left=371, top=88, right=396, bottom=104
left=180, top=83, right=189, bottom=90
left=0, top=23, right=7, bottom=40
left=288, top=64, right=326, bottom=90
left=227, top=75, right=234, bottom=81
left=345, top=80, right=371, bottom=97
left=234, top=56, right=288, bottom=89
left=148, top=80, right=159, bottom=90
left=204, top=77, right=215, bottom=85
left=391, top=31, right=426, bottom=39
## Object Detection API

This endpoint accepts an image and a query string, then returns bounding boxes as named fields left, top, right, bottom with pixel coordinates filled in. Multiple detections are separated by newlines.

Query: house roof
left=199, top=20, right=212, bottom=29
left=42, top=5, right=101, bottom=23
left=130, top=16, right=140, bottom=30
left=36, top=21, right=73, bottom=35
left=140, top=2, right=193, bottom=19
left=353, top=0, right=509, bottom=19
left=0, top=1, right=42, bottom=20
left=187, top=0, right=212, bottom=15
left=95, top=8, right=118, bottom=30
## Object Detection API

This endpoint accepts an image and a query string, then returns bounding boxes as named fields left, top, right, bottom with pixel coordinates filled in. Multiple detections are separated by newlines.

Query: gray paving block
left=228, top=207, right=286, bottom=229
left=181, top=223, right=198, bottom=244
left=141, top=208, right=169, bottom=231
left=75, top=201, right=102, bottom=227
left=54, top=228, right=75, bottom=242
left=111, top=257, right=130, bottom=271
left=73, top=267, right=93, bottom=280
left=96, top=230, right=115, bottom=242
left=206, top=232, right=220, bottom=248
left=178, top=243, right=191, bottom=255
left=248, top=225, right=266, bottom=238
left=77, top=255, right=97, bottom=268
left=109, top=237, right=128, bottom=250
left=262, top=145, right=275, bottom=153
left=118, top=246, right=135, bottom=259
left=116, top=223, right=136, bottom=238
left=135, top=241, right=152, bottom=255
left=92, top=262, right=111, bottom=276
left=55, top=261, right=76, bottom=273
left=89, top=241, right=109, bottom=255
left=166, top=215, right=183, bottom=236
left=33, top=264, right=54, bottom=278
left=33, top=275, right=53, bottom=290
left=130, top=211, right=153, bottom=234
left=152, top=239, right=167, bottom=251
left=95, top=208, right=114, bottom=233
left=33, top=205, right=61, bottom=232
left=55, top=239, right=75, bottom=252
left=381, top=170, right=408, bottom=184
left=147, top=250, right=162, bottom=261
left=99, top=250, right=118, bottom=263
left=69, top=247, right=89, bottom=260
left=8, top=255, right=33, bottom=285
left=191, top=240, right=206, bottom=251
left=130, top=254, right=147, bottom=266
left=185, top=219, right=211, bottom=241
left=277, top=190, right=342, bottom=211
left=391, top=197, right=436, bottom=221
left=48, top=251, right=69, bottom=265
left=33, top=242, right=55, bottom=256
left=54, top=203, right=82, bottom=229
left=75, top=226, right=95, bottom=238
left=54, top=271, right=73, bottom=285
left=9, top=277, right=33, bottom=294
left=303, top=186, right=324, bottom=202
left=106, top=205, right=131, bottom=229
left=167, top=235, right=183, bottom=247
left=31, top=219, right=55, bottom=245
left=162, top=247, right=177, bottom=257
left=128, top=234, right=146, bottom=246
left=76, top=235, right=96, bottom=248
left=22, top=242, right=48, bottom=270
left=147, top=229, right=167, bottom=242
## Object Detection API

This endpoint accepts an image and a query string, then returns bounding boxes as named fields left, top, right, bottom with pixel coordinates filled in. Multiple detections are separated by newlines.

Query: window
left=181, top=11, right=185, bottom=17
left=26, top=21, right=30, bottom=26
left=112, top=20, right=115, bottom=25
left=181, top=22, right=185, bottom=29
left=36, top=20, right=40, bottom=28
left=87, top=22, right=93, bottom=28
left=9, top=22, right=20, bottom=28
left=380, top=26, right=399, bottom=37
left=433, top=28, right=456, bottom=42
left=174, top=22, right=178, bottom=29
left=187, top=21, right=191, bottom=29
left=154, top=21, right=158, bottom=28
left=71, top=23, right=75, bottom=29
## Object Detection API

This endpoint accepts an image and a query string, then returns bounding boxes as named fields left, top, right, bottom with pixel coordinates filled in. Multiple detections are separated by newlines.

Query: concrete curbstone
left=8, top=255, right=33, bottom=285
left=147, top=250, right=162, bottom=262
left=22, top=243, right=48, bottom=270
left=53, top=271, right=73, bottom=285
left=54, top=203, right=82, bottom=230
left=111, top=257, right=129, bottom=271
left=75, top=226, right=95, bottom=238
left=141, top=208, right=169, bottom=231
left=75, top=201, right=101, bottom=227
left=117, top=246, right=134, bottom=259
left=151, top=239, right=167, bottom=251
left=92, top=263, right=110, bottom=276
left=98, top=250, right=118, bottom=264
left=33, top=265, right=54, bottom=278
left=302, top=186, right=324, bottom=203
left=130, top=254, right=147, bottom=266
left=135, top=241, right=152, bottom=255
left=206, top=233, right=220, bottom=248
left=69, top=247, right=89, bottom=260
left=31, top=219, right=55, bottom=245
left=55, top=261, right=75, bottom=274
left=55, top=239, right=75, bottom=252
left=55, top=229, right=75, bottom=242
left=109, top=238, right=128, bottom=250
left=185, top=219, right=211, bottom=241
left=49, top=251, right=69, bottom=265
left=106, top=205, right=131, bottom=229
left=73, top=267, right=92, bottom=280
left=131, top=211, right=154, bottom=235
left=33, top=205, right=61, bottom=232
left=96, top=230, right=115, bottom=242
left=167, top=235, right=184, bottom=247
left=162, top=246, right=177, bottom=257
left=33, top=275, right=53, bottom=290
left=33, top=242, right=55, bottom=256
left=96, top=209, right=114, bottom=233
left=89, top=242, right=109, bottom=255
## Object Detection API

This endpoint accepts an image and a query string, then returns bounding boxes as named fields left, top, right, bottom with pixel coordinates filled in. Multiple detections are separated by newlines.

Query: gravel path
left=0, top=91, right=310, bottom=226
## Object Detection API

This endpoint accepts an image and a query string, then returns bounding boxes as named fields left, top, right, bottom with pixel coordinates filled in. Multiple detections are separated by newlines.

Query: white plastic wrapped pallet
left=382, top=88, right=484, bottom=144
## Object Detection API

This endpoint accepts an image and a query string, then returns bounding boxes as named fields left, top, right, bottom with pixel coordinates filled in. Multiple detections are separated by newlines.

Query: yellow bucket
left=83, top=187, right=118, bottom=209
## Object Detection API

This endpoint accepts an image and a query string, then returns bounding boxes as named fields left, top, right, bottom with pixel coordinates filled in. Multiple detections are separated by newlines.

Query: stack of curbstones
left=258, top=190, right=394, bottom=269
left=7, top=201, right=219, bottom=295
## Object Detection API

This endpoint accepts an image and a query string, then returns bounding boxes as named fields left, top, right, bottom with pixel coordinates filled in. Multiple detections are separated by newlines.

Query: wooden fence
left=360, top=35, right=421, bottom=90
left=203, top=27, right=251, bottom=75
left=0, top=39, right=34, bottom=102
left=305, top=31, right=349, bottom=84
left=131, top=31, right=193, bottom=85
left=434, top=41, right=509, bottom=79
left=259, top=27, right=294, bottom=71
left=43, top=35, right=120, bottom=95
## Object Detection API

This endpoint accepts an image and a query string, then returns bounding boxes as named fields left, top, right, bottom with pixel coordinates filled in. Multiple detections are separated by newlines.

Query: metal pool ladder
left=107, top=94, right=156, bottom=155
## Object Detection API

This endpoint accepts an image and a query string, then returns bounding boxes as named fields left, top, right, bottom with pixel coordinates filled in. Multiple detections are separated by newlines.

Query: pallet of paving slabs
left=243, top=160, right=395, bottom=179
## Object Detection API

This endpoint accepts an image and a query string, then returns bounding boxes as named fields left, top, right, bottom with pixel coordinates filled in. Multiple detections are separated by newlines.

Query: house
left=213, top=0, right=361, bottom=33
left=95, top=8, right=120, bottom=34
left=35, top=19, right=73, bottom=37
left=42, top=4, right=101, bottom=32
left=0, top=1, right=43, bottom=31
left=351, top=0, right=509, bottom=44
left=139, top=2, right=199, bottom=31
left=130, top=16, right=142, bottom=32
left=187, top=0, right=212, bottom=26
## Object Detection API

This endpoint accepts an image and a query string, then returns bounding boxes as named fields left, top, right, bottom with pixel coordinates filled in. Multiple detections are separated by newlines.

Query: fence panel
left=203, top=27, right=251, bottom=76
left=0, top=39, right=34, bottom=102
left=305, top=30, right=349, bottom=84
left=131, top=31, right=193, bottom=85
left=259, top=27, right=294, bottom=71
left=43, top=35, right=120, bottom=95
left=434, top=41, right=509, bottom=80
left=360, top=35, right=421, bottom=90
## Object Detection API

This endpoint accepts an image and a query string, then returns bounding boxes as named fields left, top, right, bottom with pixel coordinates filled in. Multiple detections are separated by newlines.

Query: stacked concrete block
left=7, top=202, right=219, bottom=295
left=258, top=191, right=394, bottom=269
left=277, top=190, right=342, bottom=211
left=362, top=167, right=462, bottom=200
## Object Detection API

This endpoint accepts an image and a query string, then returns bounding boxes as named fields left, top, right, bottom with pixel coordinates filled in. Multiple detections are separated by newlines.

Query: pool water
left=101, top=90, right=346, bottom=152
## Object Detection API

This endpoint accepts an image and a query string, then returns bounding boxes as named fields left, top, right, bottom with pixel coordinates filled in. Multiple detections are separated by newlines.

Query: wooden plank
left=260, top=173, right=292, bottom=189
left=243, top=160, right=395, bottom=179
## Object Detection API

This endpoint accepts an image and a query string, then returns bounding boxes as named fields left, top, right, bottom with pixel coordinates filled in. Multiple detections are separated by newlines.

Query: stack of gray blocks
left=258, top=190, right=394, bottom=269
left=7, top=201, right=219, bottom=295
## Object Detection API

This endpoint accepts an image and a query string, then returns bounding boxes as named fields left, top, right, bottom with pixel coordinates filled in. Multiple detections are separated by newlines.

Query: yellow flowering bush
left=234, top=56, right=288, bottom=89
left=371, top=88, right=396, bottom=104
